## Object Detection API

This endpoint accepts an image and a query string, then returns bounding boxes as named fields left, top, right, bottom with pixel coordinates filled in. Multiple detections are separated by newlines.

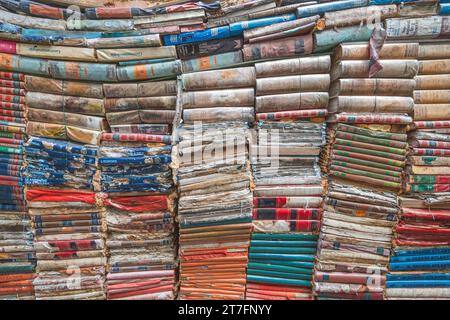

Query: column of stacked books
left=245, top=55, right=331, bottom=300
left=23, top=75, right=108, bottom=300
left=0, top=70, right=35, bottom=300
left=386, top=42, right=450, bottom=300
left=314, top=41, right=419, bottom=300
left=100, top=80, right=177, bottom=300
left=388, top=196, right=450, bottom=299
left=407, top=43, right=450, bottom=195
left=24, top=141, right=106, bottom=300
left=175, top=67, right=255, bottom=299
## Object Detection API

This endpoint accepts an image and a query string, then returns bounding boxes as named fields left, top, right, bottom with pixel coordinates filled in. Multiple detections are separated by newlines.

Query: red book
left=252, top=208, right=321, bottom=220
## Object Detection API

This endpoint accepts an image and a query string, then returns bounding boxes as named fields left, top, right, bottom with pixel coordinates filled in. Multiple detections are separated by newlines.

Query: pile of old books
left=314, top=182, right=397, bottom=300
left=325, top=41, right=418, bottom=190
left=406, top=42, right=450, bottom=194
left=24, top=137, right=98, bottom=190
left=166, top=1, right=317, bottom=71
left=103, top=81, right=177, bottom=133
left=386, top=42, right=450, bottom=300
left=324, top=123, right=408, bottom=191
left=102, top=194, right=176, bottom=300
left=246, top=55, right=330, bottom=300
left=176, top=121, right=253, bottom=300
left=246, top=232, right=319, bottom=300
left=98, top=131, right=175, bottom=300
left=0, top=69, right=35, bottom=299
left=314, top=40, right=416, bottom=300
left=24, top=75, right=108, bottom=145
left=175, top=67, right=254, bottom=299
left=328, top=42, right=418, bottom=127
left=26, top=188, right=106, bottom=300
left=98, top=133, right=173, bottom=195
left=254, top=55, right=330, bottom=122
left=100, top=72, right=177, bottom=301
left=24, top=137, right=107, bottom=300
left=386, top=196, right=450, bottom=299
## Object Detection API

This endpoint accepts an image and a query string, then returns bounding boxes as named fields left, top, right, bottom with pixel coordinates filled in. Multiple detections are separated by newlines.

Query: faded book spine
left=256, top=92, right=329, bottom=113
left=330, top=79, right=415, bottom=97
left=25, top=75, right=104, bottom=98
left=333, top=42, right=419, bottom=60
left=255, top=55, right=331, bottom=78
left=242, top=34, right=313, bottom=61
left=256, top=74, right=330, bottom=95
left=103, top=80, right=177, bottom=98
left=182, top=88, right=255, bottom=109
left=182, top=67, right=256, bottom=91
left=329, top=96, right=414, bottom=114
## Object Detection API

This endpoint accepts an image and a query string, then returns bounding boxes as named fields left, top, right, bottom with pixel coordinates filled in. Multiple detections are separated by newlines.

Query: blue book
left=390, top=260, right=450, bottom=271
left=386, top=280, right=450, bottom=288
left=394, top=247, right=450, bottom=256
left=0, top=21, right=22, bottom=34
left=297, top=0, right=368, bottom=18
left=163, top=26, right=231, bottom=46
left=27, top=137, right=98, bottom=155
left=229, top=13, right=297, bottom=36
left=441, top=3, right=450, bottom=15
left=387, top=273, right=450, bottom=281
left=390, top=254, right=450, bottom=263
left=369, top=0, right=421, bottom=4
left=99, top=155, right=171, bottom=166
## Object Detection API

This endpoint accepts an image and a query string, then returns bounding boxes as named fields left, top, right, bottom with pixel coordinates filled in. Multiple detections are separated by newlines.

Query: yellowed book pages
left=419, top=59, right=450, bottom=75
left=182, top=67, right=256, bottom=91
left=25, top=75, right=103, bottom=98
left=329, top=96, right=414, bottom=114
left=411, top=166, right=450, bottom=175
left=418, top=44, right=450, bottom=59
left=414, top=104, right=450, bottom=121
left=333, top=43, right=419, bottom=61
left=27, top=121, right=102, bottom=145
left=331, top=60, right=419, bottom=81
left=27, top=108, right=108, bottom=131
left=256, top=74, right=330, bottom=95
left=96, top=47, right=177, bottom=62
left=17, top=43, right=96, bottom=62
left=414, top=90, right=450, bottom=104
left=330, top=78, right=415, bottom=97
left=182, top=89, right=254, bottom=109
left=255, top=55, right=331, bottom=78
left=415, top=74, right=450, bottom=90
